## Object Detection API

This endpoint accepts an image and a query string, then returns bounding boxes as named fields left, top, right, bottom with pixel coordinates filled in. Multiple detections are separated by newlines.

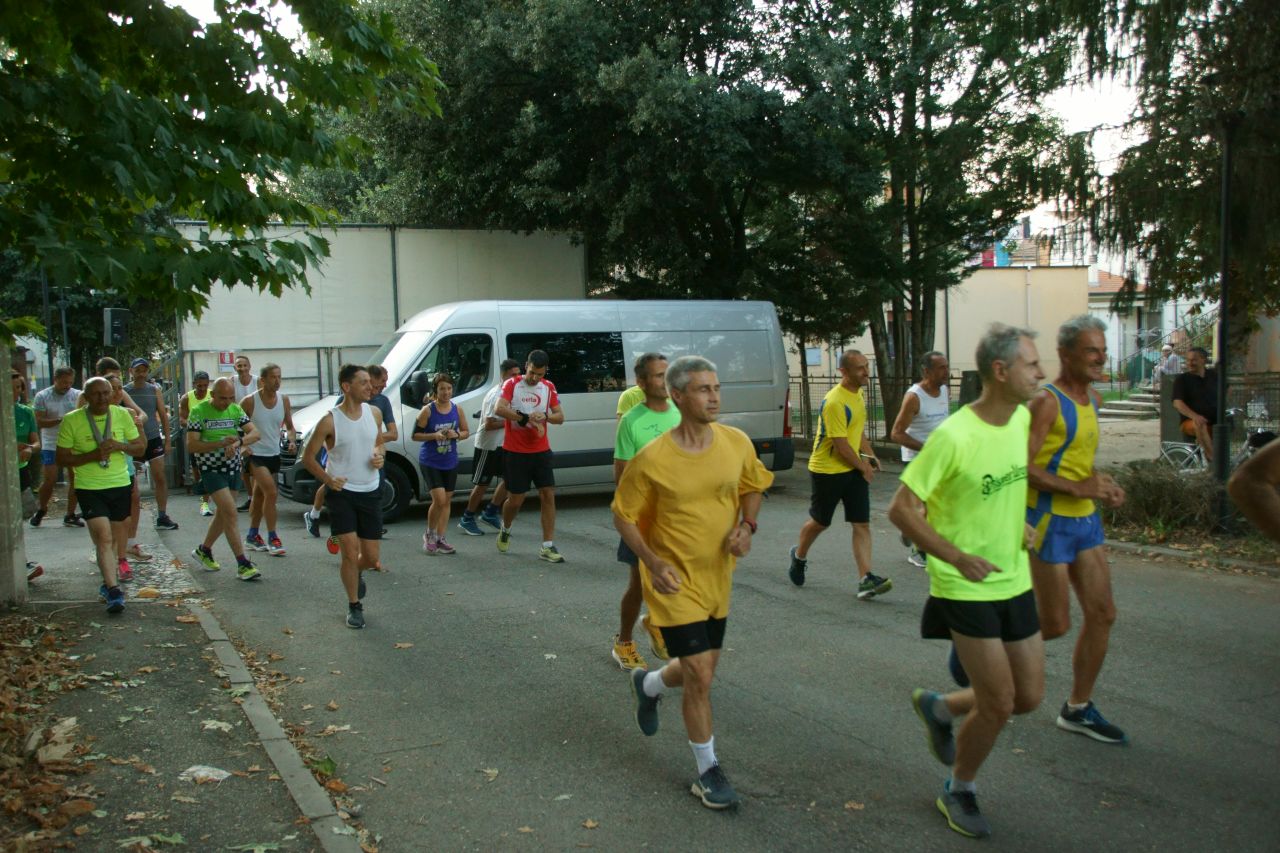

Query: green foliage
left=0, top=0, right=441, bottom=343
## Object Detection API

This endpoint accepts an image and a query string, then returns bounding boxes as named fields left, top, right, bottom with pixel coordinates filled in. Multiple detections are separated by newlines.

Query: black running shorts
left=77, top=485, right=133, bottom=523
left=326, top=488, right=382, bottom=540
left=422, top=465, right=458, bottom=493
left=471, top=446, right=504, bottom=486
left=921, top=589, right=1040, bottom=642
left=659, top=617, right=728, bottom=659
left=504, top=449, right=554, bottom=494
left=809, top=470, right=870, bottom=526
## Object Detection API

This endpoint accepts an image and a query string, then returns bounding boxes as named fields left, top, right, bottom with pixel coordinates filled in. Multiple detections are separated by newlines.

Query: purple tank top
left=418, top=402, right=459, bottom=469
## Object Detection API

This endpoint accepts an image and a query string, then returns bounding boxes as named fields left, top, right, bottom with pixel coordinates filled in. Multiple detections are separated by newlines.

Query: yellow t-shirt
left=808, top=383, right=865, bottom=475
left=898, top=405, right=1032, bottom=602
left=56, top=405, right=139, bottom=491
left=612, top=424, right=774, bottom=626
left=1027, top=384, right=1099, bottom=518
left=616, top=385, right=646, bottom=417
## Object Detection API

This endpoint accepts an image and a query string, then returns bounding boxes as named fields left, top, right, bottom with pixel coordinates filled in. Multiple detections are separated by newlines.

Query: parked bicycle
left=1159, top=407, right=1277, bottom=471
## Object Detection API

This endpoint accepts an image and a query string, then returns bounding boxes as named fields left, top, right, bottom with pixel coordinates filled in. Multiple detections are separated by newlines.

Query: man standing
left=30, top=366, right=82, bottom=527
left=56, top=377, right=145, bottom=614
left=241, top=363, right=296, bottom=557
left=787, top=350, right=891, bottom=599
left=614, top=356, right=772, bottom=810
left=890, top=351, right=951, bottom=567
left=179, top=371, right=213, bottom=516
left=186, top=377, right=262, bottom=580
left=888, top=324, right=1046, bottom=839
left=128, top=358, right=178, bottom=531
left=610, top=353, right=680, bottom=671
left=458, top=358, right=521, bottom=536
left=494, top=349, right=566, bottom=562
left=1026, top=315, right=1128, bottom=744
left=1172, top=346, right=1217, bottom=462
left=301, top=364, right=386, bottom=629
left=1156, top=344, right=1183, bottom=388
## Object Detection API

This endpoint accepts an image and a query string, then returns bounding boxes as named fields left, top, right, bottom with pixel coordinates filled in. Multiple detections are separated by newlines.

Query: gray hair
left=1057, top=314, right=1107, bottom=349
left=259, top=362, right=281, bottom=379
left=976, top=323, right=1036, bottom=381
left=667, top=355, right=718, bottom=392
left=633, top=352, right=667, bottom=377
left=921, top=351, right=946, bottom=374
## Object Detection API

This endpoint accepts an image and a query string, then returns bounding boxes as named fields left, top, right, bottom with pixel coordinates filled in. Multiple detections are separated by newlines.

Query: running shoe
left=1056, top=701, right=1128, bottom=744
left=640, top=613, right=669, bottom=661
left=155, top=513, right=179, bottom=531
left=346, top=604, right=365, bottom=629
left=117, top=559, right=133, bottom=583
left=857, top=572, right=893, bottom=600
left=237, top=497, right=252, bottom=512
left=907, top=549, right=928, bottom=568
left=539, top=545, right=565, bottom=563
left=26, top=562, right=44, bottom=582
left=496, top=528, right=511, bottom=553
left=435, top=537, right=456, bottom=555
left=911, top=688, right=956, bottom=766
left=268, top=535, right=286, bottom=557
left=900, top=532, right=912, bottom=548
left=422, top=534, right=437, bottom=555
left=245, top=533, right=269, bottom=552
left=788, top=546, right=807, bottom=587
left=303, top=512, right=320, bottom=538
left=29, top=509, right=45, bottom=527
left=948, top=644, right=970, bottom=688
left=236, top=561, right=261, bottom=581
left=630, top=668, right=660, bottom=736
left=191, top=547, right=220, bottom=572
left=691, top=765, right=740, bottom=810
left=63, top=514, right=85, bottom=527
left=126, top=544, right=153, bottom=562
left=326, top=536, right=340, bottom=555
left=457, top=514, right=484, bottom=536
left=99, top=584, right=109, bottom=602
left=611, top=636, right=647, bottom=671
left=479, top=508, right=502, bottom=531
left=358, top=574, right=367, bottom=600
left=105, top=586, right=126, bottom=615
left=937, top=785, right=991, bottom=838
left=199, top=501, right=213, bottom=517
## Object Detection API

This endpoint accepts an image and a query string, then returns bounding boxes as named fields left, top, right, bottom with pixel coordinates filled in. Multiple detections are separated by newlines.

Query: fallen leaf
left=201, top=719, right=233, bottom=733
left=267, top=652, right=285, bottom=661
left=326, top=700, right=340, bottom=712
left=246, top=765, right=262, bottom=773
left=517, top=826, right=534, bottom=834
left=178, top=765, right=230, bottom=784
left=225, top=843, right=281, bottom=852
left=175, top=614, right=199, bottom=624
left=125, top=811, right=147, bottom=822
left=544, top=653, right=557, bottom=660
left=393, top=642, right=414, bottom=649
left=135, top=587, right=161, bottom=599
left=137, top=666, right=158, bottom=674
left=59, top=799, right=98, bottom=817
left=170, top=795, right=198, bottom=804
left=554, top=793, right=572, bottom=801
left=582, top=819, right=599, bottom=829
left=481, top=768, right=499, bottom=782
left=325, top=778, right=348, bottom=793
left=844, top=800, right=865, bottom=811
left=282, top=627, right=294, bottom=635
left=74, top=825, right=90, bottom=836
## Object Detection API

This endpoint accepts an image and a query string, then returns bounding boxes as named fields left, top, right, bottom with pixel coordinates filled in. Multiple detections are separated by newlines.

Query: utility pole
left=1213, top=111, right=1241, bottom=530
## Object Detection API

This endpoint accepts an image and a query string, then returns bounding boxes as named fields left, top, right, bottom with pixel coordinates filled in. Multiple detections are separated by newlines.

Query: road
left=156, top=464, right=1280, bottom=851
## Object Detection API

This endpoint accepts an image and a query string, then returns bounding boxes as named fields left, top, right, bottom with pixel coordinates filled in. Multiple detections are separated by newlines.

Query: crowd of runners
left=11, top=311, right=1208, bottom=838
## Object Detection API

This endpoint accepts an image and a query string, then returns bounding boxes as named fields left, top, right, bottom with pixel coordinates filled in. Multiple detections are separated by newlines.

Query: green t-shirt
left=614, top=402, right=682, bottom=461
left=55, top=405, right=139, bottom=490
left=188, top=400, right=249, bottom=474
left=898, top=405, right=1032, bottom=602
left=14, top=402, right=37, bottom=469
left=616, top=385, right=646, bottom=417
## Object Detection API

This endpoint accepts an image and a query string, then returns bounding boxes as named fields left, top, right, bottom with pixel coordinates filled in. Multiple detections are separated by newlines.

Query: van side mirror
left=402, top=371, right=430, bottom=408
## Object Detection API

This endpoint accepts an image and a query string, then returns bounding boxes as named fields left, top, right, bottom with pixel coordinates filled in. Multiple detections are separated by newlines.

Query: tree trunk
left=1, top=346, right=28, bottom=605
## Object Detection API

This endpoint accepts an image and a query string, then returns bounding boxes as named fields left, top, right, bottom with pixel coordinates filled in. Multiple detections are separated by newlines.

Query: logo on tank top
left=981, top=464, right=1027, bottom=498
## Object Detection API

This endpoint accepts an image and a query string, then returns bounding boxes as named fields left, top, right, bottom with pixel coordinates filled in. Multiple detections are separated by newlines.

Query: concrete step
left=1104, top=399, right=1159, bottom=412
left=1128, top=393, right=1159, bottom=404
left=1097, top=406, right=1159, bottom=420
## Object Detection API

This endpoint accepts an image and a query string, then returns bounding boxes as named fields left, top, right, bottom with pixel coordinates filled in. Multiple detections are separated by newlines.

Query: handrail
left=1113, top=306, right=1218, bottom=386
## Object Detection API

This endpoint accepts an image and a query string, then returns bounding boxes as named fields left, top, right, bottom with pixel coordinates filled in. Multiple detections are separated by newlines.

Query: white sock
left=307, top=509, right=319, bottom=520
left=501, top=524, right=511, bottom=533
left=932, top=696, right=954, bottom=723
left=542, top=540, right=553, bottom=549
left=642, top=669, right=667, bottom=698
left=690, top=737, right=717, bottom=776
left=948, top=777, right=976, bottom=794
left=1067, top=700, right=1090, bottom=712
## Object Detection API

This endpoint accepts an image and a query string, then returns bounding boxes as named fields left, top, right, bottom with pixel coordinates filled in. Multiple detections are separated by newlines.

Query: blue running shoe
left=105, top=586, right=125, bottom=615
left=690, top=765, right=740, bottom=810
left=948, top=643, right=970, bottom=688
left=479, top=509, right=502, bottom=531
left=1056, top=701, right=1128, bottom=744
left=911, top=688, right=955, bottom=766
left=630, top=668, right=660, bottom=736
left=457, top=514, right=484, bottom=536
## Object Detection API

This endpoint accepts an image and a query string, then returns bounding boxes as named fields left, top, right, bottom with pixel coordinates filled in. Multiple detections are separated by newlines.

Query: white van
left=278, top=300, right=795, bottom=521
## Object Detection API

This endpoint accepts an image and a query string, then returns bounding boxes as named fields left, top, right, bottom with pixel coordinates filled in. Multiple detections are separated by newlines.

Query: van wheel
left=380, top=463, right=413, bottom=523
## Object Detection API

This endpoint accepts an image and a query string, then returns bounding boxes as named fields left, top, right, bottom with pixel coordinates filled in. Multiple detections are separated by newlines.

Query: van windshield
left=371, top=330, right=431, bottom=380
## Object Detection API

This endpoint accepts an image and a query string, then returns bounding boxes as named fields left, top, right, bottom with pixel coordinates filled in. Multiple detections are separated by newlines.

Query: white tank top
left=248, top=391, right=285, bottom=457
left=233, top=374, right=257, bottom=404
left=327, top=403, right=380, bottom=493
left=901, top=383, right=951, bottom=461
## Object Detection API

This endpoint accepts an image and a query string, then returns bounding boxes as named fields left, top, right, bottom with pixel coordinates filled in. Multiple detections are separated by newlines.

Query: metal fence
left=788, top=368, right=967, bottom=442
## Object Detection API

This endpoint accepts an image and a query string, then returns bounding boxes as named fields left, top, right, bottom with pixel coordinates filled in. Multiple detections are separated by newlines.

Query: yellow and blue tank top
left=1026, top=383, right=1099, bottom=517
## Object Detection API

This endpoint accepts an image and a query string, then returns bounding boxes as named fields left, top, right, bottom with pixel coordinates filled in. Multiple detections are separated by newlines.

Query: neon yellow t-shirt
left=612, top=424, right=774, bottom=626
left=808, top=383, right=865, bottom=475
left=1027, top=384, right=1099, bottom=517
left=56, top=405, right=139, bottom=490
left=616, top=385, right=646, bottom=417
left=898, top=405, right=1032, bottom=602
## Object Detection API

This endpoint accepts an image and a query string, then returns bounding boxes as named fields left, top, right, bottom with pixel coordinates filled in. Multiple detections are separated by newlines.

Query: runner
left=55, top=377, right=145, bottom=614
left=787, top=350, right=892, bottom=600
left=890, top=351, right=951, bottom=567
left=610, top=353, right=680, bottom=671
left=613, top=355, right=773, bottom=810
left=888, top=323, right=1046, bottom=839
left=12, top=370, right=43, bottom=582
left=457, top=359, right=520, bottom=536
left=103, top=373, right=148, bottom=580
left=241, top=363, right=297, bottom=557
left=1025, top=314, right=1128, bottom=744
left=232, top=355, right=257, bottom=512
left=493, top=349, right=566, bottom=562
left=30, top=366, right=82, bottom=528
left=300, top=364, right=386, bottom=629
left=186, top=377, right=263, bottom=581
left=128, top=358, right=179, bottom=531
left=179, top=371, right=213, bottom=516
left=412, top=373, right=469, bottom=554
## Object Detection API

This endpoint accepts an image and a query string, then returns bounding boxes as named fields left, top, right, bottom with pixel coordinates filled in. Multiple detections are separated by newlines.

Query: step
left=1104, top=399, right=1159, bottom=412
left=1128, top=393, right=1159, bottom=404
left=1097, top=407, right=1158, bottom=420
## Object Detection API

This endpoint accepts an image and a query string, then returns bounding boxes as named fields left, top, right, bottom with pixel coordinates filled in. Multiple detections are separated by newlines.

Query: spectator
left=1171, top=347, right=1217, bottom=462
left=1156, top=345, right=1183, bottom=387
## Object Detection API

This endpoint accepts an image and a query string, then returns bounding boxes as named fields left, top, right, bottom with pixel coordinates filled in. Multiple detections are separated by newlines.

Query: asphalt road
left=156, top=464, right=1280, bottom=851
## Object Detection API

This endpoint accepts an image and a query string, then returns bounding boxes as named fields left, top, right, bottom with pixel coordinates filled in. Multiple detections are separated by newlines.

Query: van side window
left=413, top=334, right=491, bottom=395
left=506, top=332, right=625, bottom=395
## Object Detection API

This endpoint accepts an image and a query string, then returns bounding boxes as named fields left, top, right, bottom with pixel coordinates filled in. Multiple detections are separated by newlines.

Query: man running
left=889, top=323, right=1046, bottom=839
left=301, top=364, right=386, bottom=629
left=1026, top=314, right=1128, bottom=744
left=890, top=351, right=951, bottom=567
left=614, top=355, right=772, bottom=810
left=232, top=354, right=257, bottom=511
left=494, top=349, right=566, bottom=562
left=128, top=358, right=178, bottom=531
left=787, top=350, right=891, bottom=599
left=179, top=371, right=213, bottom=516
left=56, top=377, right=145, bottom=614
left=610, top=353, right=680, bottom=671
left=30, top=366, right=82, bottom=527
left=186, top=377, right=262, bottom=580
left=241, top=363, right=296, bottom=557
left=457, top=358, right=520, bottom=536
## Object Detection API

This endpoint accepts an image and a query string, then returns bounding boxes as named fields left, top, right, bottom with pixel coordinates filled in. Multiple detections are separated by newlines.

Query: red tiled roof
left=1091, top=270, right=1143, bottom=294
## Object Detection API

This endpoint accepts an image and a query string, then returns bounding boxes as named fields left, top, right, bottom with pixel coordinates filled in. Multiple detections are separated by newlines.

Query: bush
left=1103, top=462, right=1238, bottom=534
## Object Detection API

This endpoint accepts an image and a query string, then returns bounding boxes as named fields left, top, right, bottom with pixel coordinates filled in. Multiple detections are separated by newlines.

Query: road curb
left=1108, top=540, right=1280, bottom=578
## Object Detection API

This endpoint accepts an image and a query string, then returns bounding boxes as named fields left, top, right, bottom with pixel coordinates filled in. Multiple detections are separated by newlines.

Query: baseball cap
left=193, top=370, right=210, bottom=381
left=130, top=358, right=150, bottom=369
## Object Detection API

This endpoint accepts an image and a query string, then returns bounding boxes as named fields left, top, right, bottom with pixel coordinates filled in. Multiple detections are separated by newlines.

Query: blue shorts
left=1026, top=509, right=1105, bottom=564
left=41, top=449, right=57, bottom=466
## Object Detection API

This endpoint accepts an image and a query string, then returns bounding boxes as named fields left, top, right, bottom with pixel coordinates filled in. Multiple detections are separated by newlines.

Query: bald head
left=210, top=377, right=237, bottom=409
left=83, top=376, right=112, bottom=413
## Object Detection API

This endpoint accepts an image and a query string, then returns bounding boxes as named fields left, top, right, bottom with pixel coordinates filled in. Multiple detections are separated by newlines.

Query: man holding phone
left=787, top=349, right=892, bottom=600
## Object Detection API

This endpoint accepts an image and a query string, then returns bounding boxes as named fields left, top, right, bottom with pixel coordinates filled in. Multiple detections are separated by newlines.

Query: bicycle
left=1159, top=407, right=1276, bottom=472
